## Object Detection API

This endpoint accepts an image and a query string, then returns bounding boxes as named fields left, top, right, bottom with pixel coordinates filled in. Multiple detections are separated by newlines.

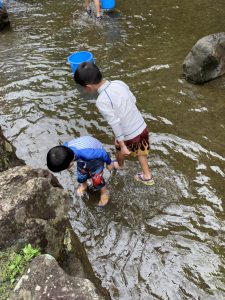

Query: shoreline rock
left=0, top=127, right=110, bottom=299
left=0, top=127, right=24, bottom=172
left=9, top=254, right=105, bottom=300
left=0, top=165, right=70, bottom=257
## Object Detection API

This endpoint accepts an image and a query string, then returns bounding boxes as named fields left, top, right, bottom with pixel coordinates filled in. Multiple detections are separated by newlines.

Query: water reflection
left=0, top=0, right=225, bottom=299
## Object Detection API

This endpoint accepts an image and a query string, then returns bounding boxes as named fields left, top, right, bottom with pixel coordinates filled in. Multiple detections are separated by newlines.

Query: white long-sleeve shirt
left=96, top=80, right=147, bottom=142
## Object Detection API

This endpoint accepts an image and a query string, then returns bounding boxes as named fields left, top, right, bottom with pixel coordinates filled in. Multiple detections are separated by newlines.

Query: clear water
left=0, top=1, right=225, bottom=299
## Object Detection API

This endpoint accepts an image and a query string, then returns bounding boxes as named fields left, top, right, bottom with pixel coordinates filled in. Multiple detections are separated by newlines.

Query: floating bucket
left=101, top=0, right=115, bottom=10
left=67, top=51, right=94, bottom=74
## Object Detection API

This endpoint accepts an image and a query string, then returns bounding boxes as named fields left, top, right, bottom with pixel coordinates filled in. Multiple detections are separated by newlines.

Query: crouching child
left=47, top=136, right=115, bottom=207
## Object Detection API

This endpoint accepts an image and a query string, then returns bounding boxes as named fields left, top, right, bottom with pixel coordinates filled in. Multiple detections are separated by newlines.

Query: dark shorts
left=116, top=127, right=150, bottom=157
left=77, top=159, right=105, bottom=190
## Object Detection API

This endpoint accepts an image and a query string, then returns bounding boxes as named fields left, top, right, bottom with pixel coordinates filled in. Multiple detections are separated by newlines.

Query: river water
left=0, top=1, right=225, bottom=299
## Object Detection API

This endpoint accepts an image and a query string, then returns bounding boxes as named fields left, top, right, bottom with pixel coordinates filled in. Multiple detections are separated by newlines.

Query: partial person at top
left=85, top=0, right=102, bottom=20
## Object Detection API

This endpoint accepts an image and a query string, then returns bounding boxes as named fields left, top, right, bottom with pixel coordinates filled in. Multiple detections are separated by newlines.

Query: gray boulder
left=0, top=126, right=24, bottom=172
left=0, top=1, right=10, bottom=30
left=183, top=32, right=225, bottom=83
left=0, top=165, right=70, bottom=258
left=9, top=254, right=104, bottom=300
left=0, top=129, right=109, bottom=299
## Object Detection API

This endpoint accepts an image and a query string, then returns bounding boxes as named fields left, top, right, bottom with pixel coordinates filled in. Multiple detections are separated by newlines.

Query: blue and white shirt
left=64, top=136, right=111, bottom=165
left=97, top=80, right=147, bottom=142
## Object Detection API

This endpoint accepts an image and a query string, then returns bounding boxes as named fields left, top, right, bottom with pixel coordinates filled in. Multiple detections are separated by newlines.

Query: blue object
left=101, top=0, right=115, bottom=10
left=67, top=51, right=94, bottom=74
left=0, top=0, right=4, bottom=9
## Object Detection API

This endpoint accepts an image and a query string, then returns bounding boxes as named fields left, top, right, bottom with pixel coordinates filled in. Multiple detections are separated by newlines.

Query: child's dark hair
left=47, top=146, right=74, bottom=172
left=74, top=62, right=102, bottom=86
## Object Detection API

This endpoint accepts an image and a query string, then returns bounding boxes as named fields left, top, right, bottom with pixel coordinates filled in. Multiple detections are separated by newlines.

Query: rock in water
left=183, top=32, right=225, bottom=83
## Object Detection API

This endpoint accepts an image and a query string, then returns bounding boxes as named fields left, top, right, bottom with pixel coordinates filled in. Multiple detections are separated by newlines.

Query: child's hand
left=106, top=161, right=122, bottom=171
left=115, top=140, right=131, bottom=156
left=112, top=161, right=122, bottom=170
left=121, top=145, right=131, bottom=156
left=115, top=139, right=120, bottom=147
left=106, top=162, right=114, bottom=171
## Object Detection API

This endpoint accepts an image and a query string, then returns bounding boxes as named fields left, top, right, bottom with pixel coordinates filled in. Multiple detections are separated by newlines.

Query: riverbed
left=0, top=1, right=225, bottom=299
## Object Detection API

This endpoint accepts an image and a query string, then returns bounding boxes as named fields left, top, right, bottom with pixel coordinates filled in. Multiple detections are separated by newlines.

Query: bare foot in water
left=98, top=191, right=109, bottom=207
left=76, top=182, right=88, bottom=197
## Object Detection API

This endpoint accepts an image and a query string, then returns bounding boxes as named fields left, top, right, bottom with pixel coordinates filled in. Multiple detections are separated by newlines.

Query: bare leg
left=116, top=150, right=125, bottom=168
left=98, top=186, right=109, bottom=206
left=77, top=181, right=88, bottom=196
left=137, top=155, right=152, bottom=180
left=85, top=0, right=90, bottom=10
left=93, top=0, right=101, bottom=17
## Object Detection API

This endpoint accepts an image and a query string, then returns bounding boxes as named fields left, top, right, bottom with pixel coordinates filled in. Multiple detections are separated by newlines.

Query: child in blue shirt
left=47, top=136, right=115, bottom=206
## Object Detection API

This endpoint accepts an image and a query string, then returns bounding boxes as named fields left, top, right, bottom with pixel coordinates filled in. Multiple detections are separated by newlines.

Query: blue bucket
left=67, top=51, right=94, bottom=74
left=0, top=0, right=4, bottom=9
left=101, top=0, right=115, bottom=9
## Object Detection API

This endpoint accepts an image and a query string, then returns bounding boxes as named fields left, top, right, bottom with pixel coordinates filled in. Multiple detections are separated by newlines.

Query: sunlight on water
left=0, top=0, right=225, bottom=299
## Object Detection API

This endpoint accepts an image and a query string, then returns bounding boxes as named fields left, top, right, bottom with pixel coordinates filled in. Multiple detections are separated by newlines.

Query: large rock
left=0, top=129, right=109, bottom=299
left=9, top=254, right=104, bottom=300
left=0, top=0, right=10, bottom=30
left=0, top=126, right=24, bottom=172
left=183, top=32, right=225, bottom=83
left=0, top=165, right=70, bottom=258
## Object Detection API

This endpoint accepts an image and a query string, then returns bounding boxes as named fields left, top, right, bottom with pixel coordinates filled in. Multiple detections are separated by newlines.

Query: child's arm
left=106, top=160, right=122, bottom=171
left=79, top=148, right=112, bottom=165
left=115, top=140, right=131, bottom=156
left=106, top=161, right=115, bottom=171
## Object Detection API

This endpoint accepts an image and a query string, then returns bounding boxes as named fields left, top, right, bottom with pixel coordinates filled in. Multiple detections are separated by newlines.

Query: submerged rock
left=183, top=32, right=225, bottom=83
left=0, top=1, right=10, bottom=30
left=9, top=254, right=104, bottom=300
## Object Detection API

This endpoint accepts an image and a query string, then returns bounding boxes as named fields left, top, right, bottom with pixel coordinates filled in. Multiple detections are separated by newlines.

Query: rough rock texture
left=9, top=254, right=104, bottom=300
left=66, top=226, right=111, bottom=299
left=0, top=165, right=70, bottom=258
left=183, top=32, right=225, bottom=83
left=0, top=128, right=109, bottom=299
left=0, top=1, right=10, bottom=30
left=0, top=126, right=24, bottom=172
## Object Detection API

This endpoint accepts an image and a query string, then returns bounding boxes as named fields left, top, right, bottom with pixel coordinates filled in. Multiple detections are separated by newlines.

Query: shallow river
left=0, top=1, right=225, bottom=299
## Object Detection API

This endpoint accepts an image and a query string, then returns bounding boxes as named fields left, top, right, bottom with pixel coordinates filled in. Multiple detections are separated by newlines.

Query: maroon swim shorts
left=116, top=127, right=150, bottom=156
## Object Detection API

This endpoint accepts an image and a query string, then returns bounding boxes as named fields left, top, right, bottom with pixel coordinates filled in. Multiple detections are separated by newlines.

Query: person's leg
left=77, top=181, right=88, bottom=196
left=98, top=186, right=109, bottom=206
left=77, top=161, right=89, bottom=196
left=89, top=161, right=109, bottom=206
left=116, top=149, right=125, bottom=168
left=93, top=0, right=101, bottom=17
left=137, top=155, right=152, bottom=179
left=130, top=127, right=154, bottom=183
left=85, top=0, right=92, bottom=15
left=85, top=0, right=90, bottom=10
